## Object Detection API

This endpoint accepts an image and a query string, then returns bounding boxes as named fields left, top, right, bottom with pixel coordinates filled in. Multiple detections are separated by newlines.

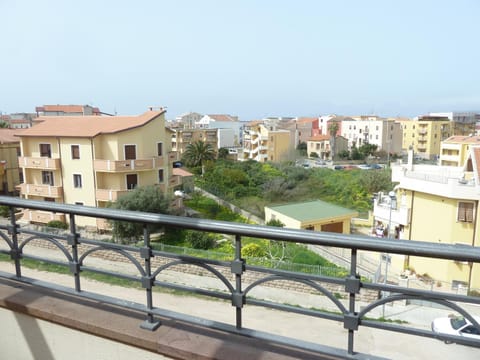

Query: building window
left=158, top=169, right=164, bottom=183
left=42, top=171, right=54, bottom=186
left=75, top=202, right=84, bottom=206
left=457, top=202, right=474, bottom=222
left=44, top=197, right=55, bottom=202
left=124, top=145, right=136, bottom=160
left=126, top=174, right=138, bottom=189
left=73, top=174, right=82, bottom=188
left=71, top=145, right=80, bottom=159
left=157, top=142, right=163, bottom=156
left=40, top=143, right=51, bottom=158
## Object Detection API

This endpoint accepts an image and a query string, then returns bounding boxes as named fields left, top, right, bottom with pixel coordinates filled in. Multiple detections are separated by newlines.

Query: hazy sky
left=1, top=0, right=479, bottom=120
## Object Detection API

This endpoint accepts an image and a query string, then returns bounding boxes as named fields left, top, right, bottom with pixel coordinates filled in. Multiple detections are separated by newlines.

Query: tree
left=0, top=121, right=9, bottom=128
left=218, top=147, right=229, bottom=159
left=328, top=122, right=339, bottom=160
left=108, top=185, right=171, bottom=242
left=296, top=142, right=307, bottom=157
left=182, top=140, right=216, bottom=176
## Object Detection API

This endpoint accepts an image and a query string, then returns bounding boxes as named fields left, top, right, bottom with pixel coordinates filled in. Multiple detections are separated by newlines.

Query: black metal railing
left=0, top=196, right=479, bottom=359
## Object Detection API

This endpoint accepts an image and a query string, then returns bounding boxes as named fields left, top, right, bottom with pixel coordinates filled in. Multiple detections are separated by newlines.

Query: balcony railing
left=0, top=196, right=478, bottom=359
left=22, top=209, right=66, bottom=223
left=18, top=183, right=63, bottom=198
left=95, top=189, right=130, bottom=202
left=18, top=156, right=61, bottom=170
left=94, top=157, right=163, bottom=172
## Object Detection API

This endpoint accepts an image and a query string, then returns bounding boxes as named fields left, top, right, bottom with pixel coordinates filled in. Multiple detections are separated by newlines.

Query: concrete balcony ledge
left=0, top=277, right=332, bottom=360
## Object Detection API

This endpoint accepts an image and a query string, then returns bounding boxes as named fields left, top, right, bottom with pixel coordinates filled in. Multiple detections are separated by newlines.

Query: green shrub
left=46, top=220, right=68, bottom=230
left=185, top=230, right=216, bottom=250
left=241, top=243, right=266, bottom=258
left=0, top=206, right=10, bottom=218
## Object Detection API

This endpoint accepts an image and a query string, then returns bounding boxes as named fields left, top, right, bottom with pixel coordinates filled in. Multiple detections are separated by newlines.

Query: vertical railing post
left=232, top=234, right=245, bottom=329
left=9, top=206, right=21, bottom=277
left=140, top=224, right=160, bottom=331
left=67, top=214, right=81, bottom=292
left=344, top=248, right=361, bottom=355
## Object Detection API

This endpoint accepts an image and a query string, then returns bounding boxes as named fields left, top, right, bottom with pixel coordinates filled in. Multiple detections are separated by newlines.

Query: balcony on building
left=18, top=156, right=61, bottom=170
left=23, top=209, right=66, bottom=223
left=94, top=157, right=164, bottom=172
left=373, top=195, right=410, bottom=228
left=95, top=189, right=130, bottom=202
left=18, top=183, right=63, bottom=198
left=391, top=163, right=477, bottom=199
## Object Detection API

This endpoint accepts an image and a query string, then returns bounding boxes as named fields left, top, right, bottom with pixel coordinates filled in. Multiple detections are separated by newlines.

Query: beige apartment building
left=398, top=115, right=452, bottom=159
left=171, top=128, right=218, bottom=157
left=16, top=109, right=180, bottom=229
left=242, top=122, right=291, bottom=162
left=307, top=135, right=348, bottom=160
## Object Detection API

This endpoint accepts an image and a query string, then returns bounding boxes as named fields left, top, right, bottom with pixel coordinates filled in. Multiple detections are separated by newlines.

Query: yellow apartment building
left=398, top=116, right=452, bottom=160
left=0, top=129, right=23, bottom=194
left=439, top=135, right=480, bottom=167
left=16, top=109, right=180, bottom=230
left=374, top=149, right=480, bottom=292
left=242, top=122, right=291, bottom=162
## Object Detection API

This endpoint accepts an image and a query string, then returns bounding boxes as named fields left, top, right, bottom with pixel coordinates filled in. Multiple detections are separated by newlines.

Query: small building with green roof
left=265, top=200, right=358, bottom=234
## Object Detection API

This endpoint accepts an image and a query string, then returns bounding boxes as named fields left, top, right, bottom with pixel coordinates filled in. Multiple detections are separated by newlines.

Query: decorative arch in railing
left=79, top=247, right=146, bottom=276
left=243, top=274, right=348, bottom=314
left=19, top=235, right=73, bottom=262
left=152, top=259, right=235, bottom=294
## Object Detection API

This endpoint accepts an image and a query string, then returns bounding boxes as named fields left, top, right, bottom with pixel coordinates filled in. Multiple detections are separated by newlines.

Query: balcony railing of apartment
left=18, top=183, right=63, bottom=198
left=95, top=189, right=130, bottom=202
left=94, top=157, right=164, bottom=172
left=0, top=197, right=479, bottom=359
left=168, top=151, right=178, bottom=163
left=18, top=156, right=61, bottom=170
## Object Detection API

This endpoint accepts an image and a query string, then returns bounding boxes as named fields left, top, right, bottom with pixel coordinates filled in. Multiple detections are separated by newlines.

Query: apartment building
left=398, top=115, right=452, bottom=160
left=16, top=109, right=179, bottom=229
left=171, top=128, right=218, bottom=157
left=279, top=117, right=320, bottom=148
left=0, top=129, right=22, bottom=194
left=174, top=112, right=203, bottom=129
left=439, top=135, right=480, bottom=167
left=341, top=117, right=402, bottom=154
left=374, top=149, right=480, bottom=291
left=196, top=114, right=243, bottom=146
left=242, top=122, right=291, bottom=162
left=430, top=112, right=479, bottom=136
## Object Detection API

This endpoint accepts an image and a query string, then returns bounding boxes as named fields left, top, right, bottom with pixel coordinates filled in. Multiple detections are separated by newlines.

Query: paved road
left=0, top=244, right=479, bottom=359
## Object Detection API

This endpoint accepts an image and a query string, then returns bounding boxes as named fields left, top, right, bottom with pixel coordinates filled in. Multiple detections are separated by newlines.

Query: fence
left=0, top=196, right=479, bottom=359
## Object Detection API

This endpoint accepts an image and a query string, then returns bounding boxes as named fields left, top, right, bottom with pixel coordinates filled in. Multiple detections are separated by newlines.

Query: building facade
left=398, top=115, right=452, bottom=159
left=0, top=129, right=22, bottom=194
left=17, top=109, right=179, bottom=229
left=307, top=135, right=348, bottom=160
left=374, top=149, right=480, bottom=291
left=439, top=135, right=480, bottom=167
left=171, top=128, right=219, bottom=157
left=242, top=122, right=291, bottom=162
left=341, top=117, right=402, bottom=155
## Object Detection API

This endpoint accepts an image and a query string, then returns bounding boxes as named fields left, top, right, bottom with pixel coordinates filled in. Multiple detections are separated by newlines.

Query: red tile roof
left=16, top=110, right=166, bottom=138
left=443, top=135, right=480, bottom=144
left=308, top=135, right=330, bottom=141
left=172, top=168, right=193, bottom=177
left=0, top=129, right=24, bottom=143
left=207, top=114, right=237, bottom=122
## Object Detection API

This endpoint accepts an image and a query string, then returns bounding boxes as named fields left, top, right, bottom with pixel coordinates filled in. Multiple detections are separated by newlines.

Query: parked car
left=431, top=315, right=480, bottom=343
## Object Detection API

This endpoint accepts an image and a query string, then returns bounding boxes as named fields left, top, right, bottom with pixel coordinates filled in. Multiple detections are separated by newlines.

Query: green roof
left=267, top=200, right=358, bottom=222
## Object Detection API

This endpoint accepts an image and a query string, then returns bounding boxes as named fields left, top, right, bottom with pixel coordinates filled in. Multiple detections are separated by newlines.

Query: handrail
left=0, top=196, right=479, bottom=358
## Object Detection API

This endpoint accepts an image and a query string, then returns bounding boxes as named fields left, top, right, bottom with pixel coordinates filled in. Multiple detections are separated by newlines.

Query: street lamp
left=382, top=190, right=397, bottom=318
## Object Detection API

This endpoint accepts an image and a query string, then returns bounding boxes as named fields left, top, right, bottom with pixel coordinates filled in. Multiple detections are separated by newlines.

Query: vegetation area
left=195, top=158, right=392, bottom=218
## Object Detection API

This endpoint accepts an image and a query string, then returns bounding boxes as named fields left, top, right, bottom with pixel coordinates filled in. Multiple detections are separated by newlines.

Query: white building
left=175, top=112, right=203, bottom=129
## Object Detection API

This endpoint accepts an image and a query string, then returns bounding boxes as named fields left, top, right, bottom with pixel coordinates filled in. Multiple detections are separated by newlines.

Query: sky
left=1, top=0, right=479, bottom=121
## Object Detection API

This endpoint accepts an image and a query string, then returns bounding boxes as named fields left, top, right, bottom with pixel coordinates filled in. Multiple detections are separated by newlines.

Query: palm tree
left=183, top=140, right=216, bottom=176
